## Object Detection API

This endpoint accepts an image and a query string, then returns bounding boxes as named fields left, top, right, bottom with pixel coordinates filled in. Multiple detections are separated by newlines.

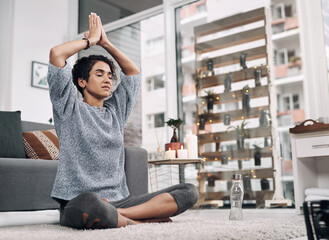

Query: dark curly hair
left=72, top=55, right=117, bottom=97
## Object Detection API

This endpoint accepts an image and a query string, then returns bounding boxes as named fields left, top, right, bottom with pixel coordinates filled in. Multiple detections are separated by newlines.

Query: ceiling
left=99, top=0, right=163, bottom=14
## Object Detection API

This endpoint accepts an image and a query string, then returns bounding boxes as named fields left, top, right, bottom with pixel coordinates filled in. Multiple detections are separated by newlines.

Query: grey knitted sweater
left=47, top=61, right=141, bottom=202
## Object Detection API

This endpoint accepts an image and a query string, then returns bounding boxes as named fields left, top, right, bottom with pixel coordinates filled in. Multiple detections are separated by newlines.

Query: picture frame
left=31, top=61, right=49, bottom=90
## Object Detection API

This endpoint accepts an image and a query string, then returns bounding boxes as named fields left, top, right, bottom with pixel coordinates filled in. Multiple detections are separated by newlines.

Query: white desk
left=290, top=120, right=329, bottom=214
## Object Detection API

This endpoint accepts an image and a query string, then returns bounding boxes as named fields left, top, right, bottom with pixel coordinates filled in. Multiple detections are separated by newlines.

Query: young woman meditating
left=48, top=12, right=198, bottom=229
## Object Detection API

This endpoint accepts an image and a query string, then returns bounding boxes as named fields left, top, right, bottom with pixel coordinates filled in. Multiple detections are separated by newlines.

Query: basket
left=303, top=200, right=329, bottom=240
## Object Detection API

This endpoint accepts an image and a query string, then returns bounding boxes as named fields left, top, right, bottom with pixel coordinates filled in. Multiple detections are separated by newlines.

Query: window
left=276, top=49, right=288, bottom=65
left=197, top=4, right=206, bottom=14
left=272, top=4, right=284, bottom=20
left=293, top=94, right=300, bottom=109
left=145, top=37, right=165, bottom=56
left=147, top=113, right=165, bottom=129
left=288, top=50, right=296, bottom=63
left=78, top=0, right=163, bottom=32
left=280, top=93, right=300, bottom=112
left=285, top=5, right=292, bottom=17
left=146, top=74, right=165, bottom=91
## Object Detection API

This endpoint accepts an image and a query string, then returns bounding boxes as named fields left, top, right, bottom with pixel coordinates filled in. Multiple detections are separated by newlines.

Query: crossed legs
left=59, top=183, right=199, bottom=229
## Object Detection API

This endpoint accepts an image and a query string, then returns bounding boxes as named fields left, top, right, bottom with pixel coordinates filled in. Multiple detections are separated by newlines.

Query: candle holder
left=206, top=59, right=215, bottom=77
left=254, top=69, right=262, bottom=87
left=259, top=109, right=269, bottom=127
left=224, top=113, right=231, bottom=126
left=240, top=53, right=248, bottom=69
left=222, top=154, right=228, bottom=165
left=224, top=72, right=232, bottom=92
left=242, top=85, right=251, bottom=115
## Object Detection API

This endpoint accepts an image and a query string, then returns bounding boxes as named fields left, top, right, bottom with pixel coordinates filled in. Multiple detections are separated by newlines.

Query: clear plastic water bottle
left=229, top=174, right=244, bottom=220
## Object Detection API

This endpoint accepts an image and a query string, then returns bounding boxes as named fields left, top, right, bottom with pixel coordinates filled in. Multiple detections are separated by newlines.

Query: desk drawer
left=296, top=135, right=329, bottom=158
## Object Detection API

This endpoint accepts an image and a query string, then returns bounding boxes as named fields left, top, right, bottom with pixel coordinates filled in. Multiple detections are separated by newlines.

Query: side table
left=148, top=158, right=205, bottom=199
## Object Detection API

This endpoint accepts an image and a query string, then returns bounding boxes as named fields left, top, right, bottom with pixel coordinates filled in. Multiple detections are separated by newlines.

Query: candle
left=165, top=148, right=176, bottom=159
left=186, top=132, right=198, bottom=159
left=177, top=145, right=188, bottom=159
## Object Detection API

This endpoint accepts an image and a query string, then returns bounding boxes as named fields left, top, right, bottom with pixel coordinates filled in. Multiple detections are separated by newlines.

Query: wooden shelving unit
left=194, top=7, right=279, bottom=207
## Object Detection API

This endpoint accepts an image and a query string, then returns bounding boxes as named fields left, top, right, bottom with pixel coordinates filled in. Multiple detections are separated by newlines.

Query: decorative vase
left=254, top=69, right=261, bottom=87
left=199, top=114, right=206, bottom=130
left=254, top=152, right=261, bottom=166
left=170, top=128, right=179, bottom=142
left=259, top=109, right=269, bottom=127
left=224, top=113, right=231, bottom=125
left=240, top=53, right=248, bottom=69
left=242, top=85, right=251, bottom=115
left=237, top=134, right=245, bottom=150
left=224, top=72, right=232, bottom=92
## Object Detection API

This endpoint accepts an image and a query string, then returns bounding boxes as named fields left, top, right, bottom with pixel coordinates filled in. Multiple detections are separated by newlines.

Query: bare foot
left=117, top=211, right=141, bottom=227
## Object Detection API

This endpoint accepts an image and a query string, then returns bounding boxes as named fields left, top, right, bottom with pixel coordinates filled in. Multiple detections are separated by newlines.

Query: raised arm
left=97, top=18, right=140, bottom=76
left=49, top=13, right=102, bottom=68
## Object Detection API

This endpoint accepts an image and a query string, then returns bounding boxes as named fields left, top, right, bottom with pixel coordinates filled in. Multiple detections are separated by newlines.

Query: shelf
left=197, top=65, right=268, bottom=89
left=194, top=8, right=265, bottom=37
left=203, top=190, right=274, bottom=201
left=197, top=126, right=271, bottom=144
left=198, top=106, right=270, bottom=124
left=195, top=27, right=266, bottom=54
left=198, top=85, right=269, bottom=105
left=196, top=46, right=267, bottom=70
left=200, top=147, right=272, bottom=161
left=198, top=167, right=274, bottom=179
left=148, top=158, right=205, bottom=165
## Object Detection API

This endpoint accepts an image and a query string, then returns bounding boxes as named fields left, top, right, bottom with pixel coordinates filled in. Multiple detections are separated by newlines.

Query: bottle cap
left=232, top=174, right=242, bottom=180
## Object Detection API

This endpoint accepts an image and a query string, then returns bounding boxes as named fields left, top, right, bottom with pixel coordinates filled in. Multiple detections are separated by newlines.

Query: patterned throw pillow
left=23, top=129, right=59, bottom=160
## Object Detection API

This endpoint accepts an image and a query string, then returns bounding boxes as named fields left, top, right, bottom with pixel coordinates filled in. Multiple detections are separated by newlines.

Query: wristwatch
left=82, top=37, right=90, bottom=50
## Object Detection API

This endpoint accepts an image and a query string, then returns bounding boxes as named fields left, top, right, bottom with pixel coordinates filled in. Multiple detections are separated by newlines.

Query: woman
left=48, top=12, right=198, bottom=230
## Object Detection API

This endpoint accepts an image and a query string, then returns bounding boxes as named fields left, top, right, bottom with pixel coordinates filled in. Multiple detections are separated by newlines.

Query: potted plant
left=289, top=56, right=301, bottom=63
left=165, top=118, right=184, bottom=157
left=165, top=118, right=184, bottom=143
left=253, top=144, right=262, bottom=166
left=226, top=120, right=249, bottom=150
left=204, top=89, right=216, bottom=113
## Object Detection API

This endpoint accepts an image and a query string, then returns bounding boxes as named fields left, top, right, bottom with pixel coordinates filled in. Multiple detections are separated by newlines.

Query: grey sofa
left=0, top=121, right=148, bottom=212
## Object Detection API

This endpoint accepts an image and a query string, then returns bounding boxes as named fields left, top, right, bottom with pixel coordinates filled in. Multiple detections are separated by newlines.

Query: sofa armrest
left=124, top=147, right=148, bottom=196
left=0, top=158, right=59, bottom=211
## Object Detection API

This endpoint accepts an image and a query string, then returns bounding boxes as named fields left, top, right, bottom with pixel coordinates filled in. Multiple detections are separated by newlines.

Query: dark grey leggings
left=59, top=183, right=199, bottom=230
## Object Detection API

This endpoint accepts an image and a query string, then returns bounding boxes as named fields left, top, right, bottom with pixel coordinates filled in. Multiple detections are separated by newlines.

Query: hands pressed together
left=84, top=12, right=110, bottom=47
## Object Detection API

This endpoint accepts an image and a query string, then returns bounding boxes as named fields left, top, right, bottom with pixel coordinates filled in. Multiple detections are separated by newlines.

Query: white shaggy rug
left=0, top=209, right=306, bottom=240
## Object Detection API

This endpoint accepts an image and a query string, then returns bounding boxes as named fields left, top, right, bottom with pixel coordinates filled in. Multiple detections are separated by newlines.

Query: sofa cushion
left=0, top=111, right=26, bottom=158
left=23, top=129, right=59, bottom=160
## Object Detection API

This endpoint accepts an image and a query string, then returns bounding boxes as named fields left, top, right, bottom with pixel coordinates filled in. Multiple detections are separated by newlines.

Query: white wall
left=0, top=0, right=77, bottom=123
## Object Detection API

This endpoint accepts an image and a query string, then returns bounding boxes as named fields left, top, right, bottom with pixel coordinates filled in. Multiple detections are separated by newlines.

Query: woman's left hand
left=97, top=17, right=111, bottom=47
